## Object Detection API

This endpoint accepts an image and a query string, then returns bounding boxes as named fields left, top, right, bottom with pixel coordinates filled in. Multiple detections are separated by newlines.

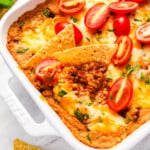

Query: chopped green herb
left=86, top=37, right=90, bottom=41
left=42, top=8, right=50, bottom=17
left=109, top=94, right=113, bottom=100
left=74, top=110, right=89, bottom=122
left=134, top=18, right=142, bottom=22
left=87, top=133, right=92, bottom=143
left=126, top=118, right=133, bottom=123
left=146, top=17, right=150, bottom=22
left=145, top=77, right=150, bottom=85
left=140, top=72, right=145, bottom=81
left=87, top=102, right=93, bottom=106
left=105, top=74, right=113, bottom=80
left=71, top=16, right=78, bottom=23
left=58, top=90, right=67, bottom=97
left=19, top=21, right=25, bottom=28
left=42, top=8, right=55, bottom=18
left=16, top=48, right=29, bottom=53
left=122, top=64, right=140, bottom=77
left=96, top=36, right=100, bottom=42
left=107, top=29, right=114, bottom=32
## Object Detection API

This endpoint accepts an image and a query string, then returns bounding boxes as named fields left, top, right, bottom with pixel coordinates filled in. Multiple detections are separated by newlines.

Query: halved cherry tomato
left=84, top=3, right=110, bottom=30
left=107, top=78, right=133, bottom=112
left=35, top=59, right=63, bottom=86
left=125, top=0, right=144, bottom=4
left=135, top=22, right=150, bottom=44
left=109, top=1, right=138, bottom=14
left=55, top=21, right=83, bottom=45
left=111, top=36, right=133, bottom=65
left=58, top=0, right=86, bottom=14
left=113, top=14, right=130, bottom=36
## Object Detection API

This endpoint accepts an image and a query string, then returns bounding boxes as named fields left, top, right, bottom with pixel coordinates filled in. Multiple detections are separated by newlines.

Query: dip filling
left=6, top=0, right=150, bottom=148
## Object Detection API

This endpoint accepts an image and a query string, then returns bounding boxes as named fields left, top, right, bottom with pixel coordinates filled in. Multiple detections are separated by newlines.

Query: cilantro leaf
left=58, top=90, right=67, bottom=97
left=74, top=109, right=89, bottom=122
left=122, top=64, right=140, bottom=77
left=16, top=48, right=29, bottom=53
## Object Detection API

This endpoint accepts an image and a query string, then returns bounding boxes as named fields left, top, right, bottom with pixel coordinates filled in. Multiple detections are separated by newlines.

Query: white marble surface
left=0, top=96, right=74, bottom=150
left=0, top=55, right=150, bottom=150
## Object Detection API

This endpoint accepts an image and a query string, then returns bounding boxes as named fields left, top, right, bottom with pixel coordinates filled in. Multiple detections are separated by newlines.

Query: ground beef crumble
left=65, top=62, right=110, bottom=104
left=32, top=61, right=110, bottom=104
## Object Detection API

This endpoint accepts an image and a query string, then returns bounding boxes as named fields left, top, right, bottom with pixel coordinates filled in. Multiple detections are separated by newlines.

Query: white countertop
left=0, top=55, right=150, bottom=150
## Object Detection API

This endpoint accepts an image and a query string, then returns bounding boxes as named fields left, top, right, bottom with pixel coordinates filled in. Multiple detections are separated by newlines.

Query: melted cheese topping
left=52, top=1, right=150, bottom=133
left=53, top=69, right=126, bottom=133
left=11, top=17, right=55, bottom=54
left=9, top=0, right=150, bottom=134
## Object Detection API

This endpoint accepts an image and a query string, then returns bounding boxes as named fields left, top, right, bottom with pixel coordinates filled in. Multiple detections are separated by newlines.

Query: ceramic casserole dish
left=0, top=0, right=150, bottom=150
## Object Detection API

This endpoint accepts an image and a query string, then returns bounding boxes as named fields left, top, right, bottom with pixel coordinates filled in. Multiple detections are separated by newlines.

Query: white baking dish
left=0, top=0, right=150, bottom=150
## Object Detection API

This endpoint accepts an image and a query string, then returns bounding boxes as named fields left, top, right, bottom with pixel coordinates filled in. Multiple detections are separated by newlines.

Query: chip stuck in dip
left=6, top=0, right=150, bottom=149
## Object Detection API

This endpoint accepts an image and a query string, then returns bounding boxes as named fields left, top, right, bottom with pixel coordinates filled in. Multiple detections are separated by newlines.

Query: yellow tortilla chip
left=24, top=24, right=75, bottom=68
left=52, top=44, right=117, bottom=65
left=14, top=139, right=41, bottom=150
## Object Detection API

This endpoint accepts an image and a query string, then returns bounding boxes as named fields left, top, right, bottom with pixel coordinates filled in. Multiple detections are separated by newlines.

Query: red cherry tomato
left=109, top=1, right=138, bottom=14
left=107, top=78, right=133, bottom=112
left=35, top=59, right=63, bottom=86
left=125, top=0, right=144, bottom=4
left=135, top=22, right=150, bottom=44
left=58, top=0, right=86, bottom=14
left=84, top=3, right=110, bottom=30
left=111, top=36, right=133, bottom=65
left=113, top=14, right=130, bottom=36
left=55, top=21, right=83, bottom=45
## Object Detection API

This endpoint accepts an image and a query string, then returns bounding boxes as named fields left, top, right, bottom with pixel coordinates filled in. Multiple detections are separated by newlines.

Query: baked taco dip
left=6, top=0, right=150, bottom=149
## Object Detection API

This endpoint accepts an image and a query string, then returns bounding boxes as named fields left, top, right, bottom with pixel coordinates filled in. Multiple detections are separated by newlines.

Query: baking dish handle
left=0, top=56, right=59, bottom=137
left=3, top=87, right=59, bottom=137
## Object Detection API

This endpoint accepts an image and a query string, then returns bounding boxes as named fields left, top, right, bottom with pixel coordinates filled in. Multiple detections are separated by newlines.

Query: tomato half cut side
left=113, top=14, right=130, bottom=36
left=58, top=0, right=86, bottom=14
left=107, top=78, right=133, bottom=112
left=109, top=1, right=138, bottom=14
left=111, top=36, right=133, bottom=66
left=84, top=3, right=110, bottom=30
left=135, top=22, right=150, bottom=44
left=35, top=59, right=63, bottom=86
left=55, top=21, right=83, bottom=45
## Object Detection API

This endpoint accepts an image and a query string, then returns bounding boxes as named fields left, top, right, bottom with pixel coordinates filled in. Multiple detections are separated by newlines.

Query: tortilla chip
left=52, top=44, right=117, bottom=65
left=24, top=24, right=75, bottom=68
left=14, top=139, right=41, bottom=150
